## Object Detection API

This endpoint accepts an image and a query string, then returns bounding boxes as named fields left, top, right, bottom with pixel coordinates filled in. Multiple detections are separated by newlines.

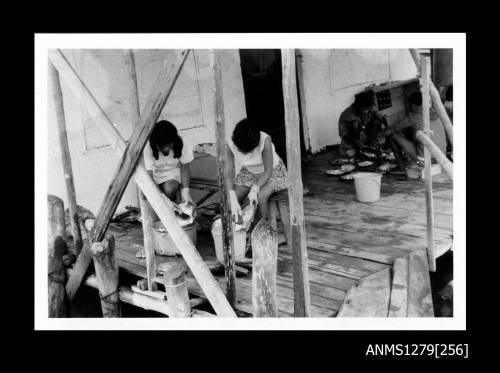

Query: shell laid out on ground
left=358, top=160, right=374, bottom=167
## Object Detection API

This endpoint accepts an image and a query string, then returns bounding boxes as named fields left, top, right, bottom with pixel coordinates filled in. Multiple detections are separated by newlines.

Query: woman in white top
left=227, top=118, right=289, bottom=223
left=144, top=120, right=194, bottom=205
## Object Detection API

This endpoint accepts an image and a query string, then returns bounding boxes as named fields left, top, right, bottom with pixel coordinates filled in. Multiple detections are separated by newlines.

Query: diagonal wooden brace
left=49, top=49, right=237, bottom=317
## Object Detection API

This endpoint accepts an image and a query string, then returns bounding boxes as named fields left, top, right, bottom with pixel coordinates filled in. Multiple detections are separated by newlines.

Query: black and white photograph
left=35, top=34, right=464, bottom=331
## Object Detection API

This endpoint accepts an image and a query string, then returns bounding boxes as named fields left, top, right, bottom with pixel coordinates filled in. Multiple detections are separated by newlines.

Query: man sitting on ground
left=338, top=91, right=389, bottom=158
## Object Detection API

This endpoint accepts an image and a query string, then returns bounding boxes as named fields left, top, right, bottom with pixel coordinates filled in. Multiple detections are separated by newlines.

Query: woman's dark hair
left=149, top=120, right=183, bottom=159
left=408, top=91, right=423, bottom=107
left=353, top=90, right=375, bottom=111
left=232, top=118, right=260, bottom=153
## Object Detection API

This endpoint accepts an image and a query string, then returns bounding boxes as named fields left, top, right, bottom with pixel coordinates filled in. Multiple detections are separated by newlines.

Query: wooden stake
left=162, top=263, right=191, bottom=317
left=209, top=49, right=237, bottom=307
left=416, top=131, right=453, bottom=180
left=420, top=54, right=437, bottom=272
left=48, top=195, right=68, bottom=317
left=123, top=49, right=157, bottom=291
left=409, top=49, right=453, bottom=147
left=49, top=49, right=236, bottom=317
left=281, top=49, right=311, bottom=317
left=49, top=63, right=83, bottom=255
left=57, top=49, right=190, bottom=301
left=91, top=236, right=121, bottom=317
left=251, top=220, right=278, bottom=317
left=295, top=50, right=311, bottom=152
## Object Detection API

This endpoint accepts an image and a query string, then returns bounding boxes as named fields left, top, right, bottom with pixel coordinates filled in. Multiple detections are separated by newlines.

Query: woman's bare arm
left=255, top=137, right=273, bottom=188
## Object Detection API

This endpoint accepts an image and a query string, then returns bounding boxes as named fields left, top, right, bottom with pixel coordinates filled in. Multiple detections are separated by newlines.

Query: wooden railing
left=411, top=50, right=454, bottom=272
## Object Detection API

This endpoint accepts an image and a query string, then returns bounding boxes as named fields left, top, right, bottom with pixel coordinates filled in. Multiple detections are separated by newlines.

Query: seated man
left=391, top=90, right=447, bottom=168
left=338, top=90, right=389, bottom=158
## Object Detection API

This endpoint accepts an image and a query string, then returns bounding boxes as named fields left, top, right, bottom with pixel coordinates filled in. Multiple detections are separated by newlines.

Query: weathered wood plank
left=337, top=268, right=392, bottom=317
left=421, top=54, right=437, bottom=273
left=282, top=49, right=311, bottom=317
left=252, top=220, right=278, bottom=317
left=48, top=195, right=68, bottom=317
left=388, top=256, right=409, bottom=317
left=91, top=236, right=121, bottom=317
left=407, top=251, right=434, bottom=317
left=208, top=49, right=236, bottom=306
left=49, top=63, right=83, bottom=254
left=123, top=49, right=157, bottom=292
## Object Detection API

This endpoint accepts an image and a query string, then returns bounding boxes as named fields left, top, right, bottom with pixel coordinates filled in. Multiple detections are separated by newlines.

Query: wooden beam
left=420, top=54, right=437, bottom=273
left=409, top=49, right=453, bottom=147
left=415, top=131, right=453, bottom=180
left=58, top=49, right=190, bottom=301
left=162, top=263, right=191, bottom=317
left=281, top=49, right=311, bottom=317
left=49, top=63, right=83, bottom=254
left=50, top=49, right=237, bottom=317
left=123, top=49, right=157, bottom=292
left=295, top=50, right=311, bottom=152
left=84, top=274, right=173, bottom=316
left=251, top=220, right=278, bottom=317
left=91, top=236, right=121, bottom=317
left=209, top=49, right=237, bottom=306
left=48, top=195, right=68, bottom=317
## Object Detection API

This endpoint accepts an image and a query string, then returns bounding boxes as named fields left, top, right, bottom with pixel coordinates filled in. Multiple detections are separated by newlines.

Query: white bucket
left=152, top=220, right=197, bottom=256
left=352, top=172, right=382, bottom=203
left=211, top=218, right=247, bottom=264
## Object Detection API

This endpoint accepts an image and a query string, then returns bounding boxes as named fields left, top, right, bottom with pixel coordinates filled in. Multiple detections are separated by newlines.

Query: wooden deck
left=109, top=150, right=453, bottom=317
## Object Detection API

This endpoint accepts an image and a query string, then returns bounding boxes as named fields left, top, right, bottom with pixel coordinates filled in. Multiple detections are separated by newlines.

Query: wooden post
left=281, top=49, right=311, bottom=317
left=295, top=50, right=311, bottom=152
left=162, top=263, right=191, bottom=317
left=56, top=49, right=190, bottom=301
left=49, top=49, right=237, bottom=317
left=48, top=195, right=68, bottom=317
left=251, top=220, right=278, bottom=317
left=409, top=49, right=453, bottom=147
left=420, top=54, right=437, bottom=273
left=49, top=63, right=83, bottom=255
left=209, top=49, right=237, bottom=307
left=123, top=49, right=157, bottom=292
left=91, top=236, right=121, bottom=317
left=415, top=131, right=453, bottom=180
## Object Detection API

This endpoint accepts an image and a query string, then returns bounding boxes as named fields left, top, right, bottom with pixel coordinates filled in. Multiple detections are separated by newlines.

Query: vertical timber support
left=123, top=49, right=157, bottom=291
left=48, top=195, right=68, bottom=317
left=251, top=220, right=278, bottom=317
left=420, top=53, right=437, bottom=273
left=209, top=49, right=237, bottom=307
left=91, top=236, right=121, bottom=317
left=281, top=49, right=311, bottom=317
left=162, top=263, right=191, bottom=317
left=49, top=63, right=83, bottom=255
left=295, top=49, right=311, bottom=153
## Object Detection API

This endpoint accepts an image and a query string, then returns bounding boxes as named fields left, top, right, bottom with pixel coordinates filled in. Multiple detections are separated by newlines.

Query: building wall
left=47, top=49, right=246, bottom=214
left=300, top=49, right=418, bottom=153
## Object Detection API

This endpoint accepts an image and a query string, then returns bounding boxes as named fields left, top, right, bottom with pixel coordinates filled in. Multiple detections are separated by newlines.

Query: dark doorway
left=239, top=49, right=304, bottom=163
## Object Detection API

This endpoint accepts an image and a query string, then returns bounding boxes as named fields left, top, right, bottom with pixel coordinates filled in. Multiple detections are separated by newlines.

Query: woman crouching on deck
left=144, top=120, right=195, bottom=206
left=227, top=118, right=289, bottom=224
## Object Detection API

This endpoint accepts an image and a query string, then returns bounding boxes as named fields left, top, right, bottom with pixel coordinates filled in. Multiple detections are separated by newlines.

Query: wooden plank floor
left=109, top=149, right=452, bottom=317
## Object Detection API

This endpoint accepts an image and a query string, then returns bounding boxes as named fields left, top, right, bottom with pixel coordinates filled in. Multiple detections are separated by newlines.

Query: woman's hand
left=181, top=187, right=194, bottom=206
left=229, top=190, right=242, bottom=223
left=248, top=184, right=259, bottom=207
